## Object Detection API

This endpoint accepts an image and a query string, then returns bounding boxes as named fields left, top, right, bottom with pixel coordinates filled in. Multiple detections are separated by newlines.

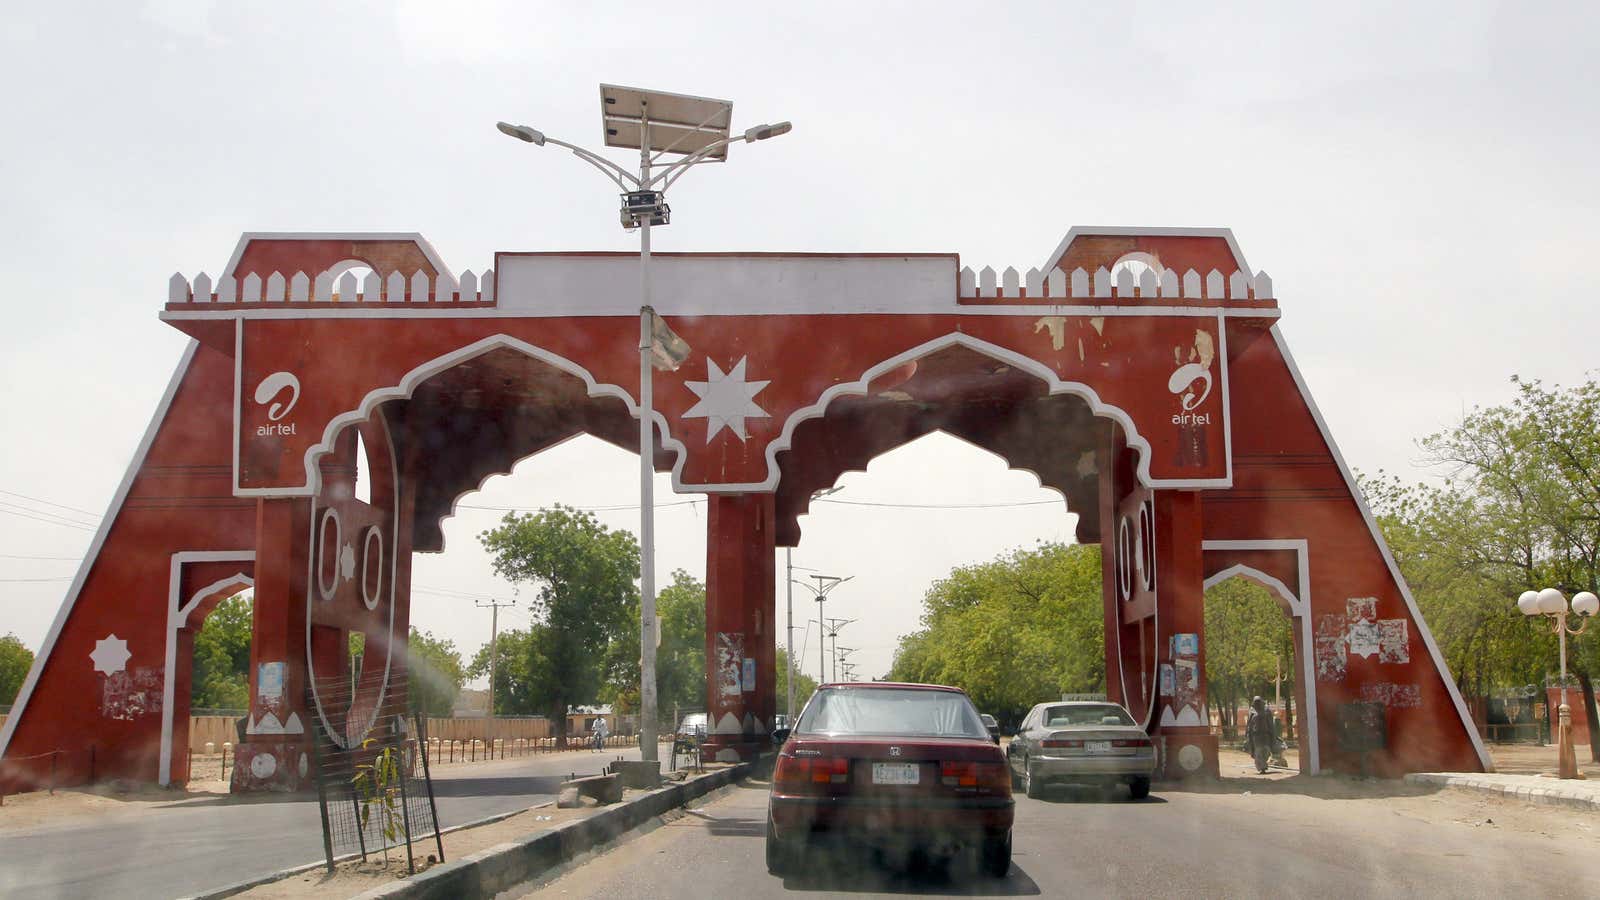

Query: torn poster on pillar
left=742, top=658, right=756, bottom=693
left=715, top=633, right=744, bottom=699
left=1378, top=620, right=1409, bottom=664
left=1315, top=614, right=1347, bottom=682
left=1159, top=664, right=1175, bottom=697
left=102, top=668, right=162, bottom=721
left=259, top=661, right=285, bottom=701
left=1361, top=682, right=1421, bottom=708
left=1346, top=598, right=1380, bottom=658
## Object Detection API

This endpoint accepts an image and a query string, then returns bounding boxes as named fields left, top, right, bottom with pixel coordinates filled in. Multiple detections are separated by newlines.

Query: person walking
left=1246, top=696, right=1277, bottom=773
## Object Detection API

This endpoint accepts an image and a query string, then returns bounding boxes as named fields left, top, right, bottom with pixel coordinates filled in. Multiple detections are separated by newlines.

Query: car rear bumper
left=769, top=794, right=1014, bottom=842
left=1029, top=752, right=1157, bottom=781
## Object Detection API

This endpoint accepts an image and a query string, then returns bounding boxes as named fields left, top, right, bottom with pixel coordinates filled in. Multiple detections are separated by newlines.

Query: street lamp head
left=1518, top=590, right=1542, bottom=616
left=1573, top=591, right=1600, bottom=617
left=496, top=122, right=546, bottom=146
left=1538, top=587, right=1568, bottom=615
left=743, top=121, right=793, bottom=142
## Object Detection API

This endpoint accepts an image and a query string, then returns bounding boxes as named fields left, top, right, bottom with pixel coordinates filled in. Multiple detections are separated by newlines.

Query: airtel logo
left=253, top=372, right=301, bottom=436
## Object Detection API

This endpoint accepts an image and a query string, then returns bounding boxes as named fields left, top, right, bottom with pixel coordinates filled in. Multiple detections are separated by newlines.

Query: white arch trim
left=1201, top=542, right=1319, bottom=774
left=230, top=328, right=673, bottom=498
left=304, top=410, right=400, bottom=750
left=754, top=330, right=1232, bottom=494
left=161, top=552, right=256, bottom=786
left=233, top=326, right=1233, bottom=499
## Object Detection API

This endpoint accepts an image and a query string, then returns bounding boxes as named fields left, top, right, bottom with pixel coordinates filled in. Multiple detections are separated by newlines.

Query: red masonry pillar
left=232, top=498, right=314, bottom=791
left=1152, top=490, right=1218, bottom=778
left=702, top=493, right=776, bottom=762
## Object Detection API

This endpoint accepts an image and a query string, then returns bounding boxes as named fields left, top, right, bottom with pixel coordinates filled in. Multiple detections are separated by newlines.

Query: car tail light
left=1042, top=739, right=1083, bottom=748
left=940, top=761, right=1009, bottom=791
left=1113, top=739, right=1148, bottom=748
left=810, top=757, right=849, bottom=784
left=941, top=761, right=979, bottom=786
left=774, top=755, right=849, bottom=793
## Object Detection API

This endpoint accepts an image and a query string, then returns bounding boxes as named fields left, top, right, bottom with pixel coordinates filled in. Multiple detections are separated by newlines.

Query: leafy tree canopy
left=0, top=633, right=34, bottom=705
left=407, top=627, right=465, bottom=717
left=479, top=505, right=639, bottom=744
left=191, top=593, right=251, bottom=710
left=887, top=542, right=1104, bottom=728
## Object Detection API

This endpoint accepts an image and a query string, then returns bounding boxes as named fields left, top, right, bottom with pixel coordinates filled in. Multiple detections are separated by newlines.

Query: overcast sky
left=3, top=2, right=1598, bottom=688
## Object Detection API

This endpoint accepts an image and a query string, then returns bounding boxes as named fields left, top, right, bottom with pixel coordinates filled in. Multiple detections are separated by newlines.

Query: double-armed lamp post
left=1517, top=587, right=1598, bottom=779
left=498, top=86, right=790, bottom=762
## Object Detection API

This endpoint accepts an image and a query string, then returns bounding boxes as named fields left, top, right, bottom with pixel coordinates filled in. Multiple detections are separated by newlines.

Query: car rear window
left=796, top=687, right=989, bottom=738
left=1044, top=704, right=1134, bottom=726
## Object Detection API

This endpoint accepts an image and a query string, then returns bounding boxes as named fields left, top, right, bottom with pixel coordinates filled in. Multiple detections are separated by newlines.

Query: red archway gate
left=0, top=228, right=1489, bottom=791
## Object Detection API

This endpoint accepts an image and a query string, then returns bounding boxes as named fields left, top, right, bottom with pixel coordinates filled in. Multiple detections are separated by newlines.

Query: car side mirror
left=772, top=728, right=791, bottom=745
left=992, top=733, right=1001, bottom=744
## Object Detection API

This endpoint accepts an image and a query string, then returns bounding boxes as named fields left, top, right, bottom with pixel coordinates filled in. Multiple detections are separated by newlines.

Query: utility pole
left=825, top=618, right=856, bottom=683
left=476, top=598, right=515, bottom=751
left=836, top=647, right=857, bottom=683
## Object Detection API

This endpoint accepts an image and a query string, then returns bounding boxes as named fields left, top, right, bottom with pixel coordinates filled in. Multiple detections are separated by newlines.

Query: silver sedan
left=1006, top=701, right=1157, bottom=800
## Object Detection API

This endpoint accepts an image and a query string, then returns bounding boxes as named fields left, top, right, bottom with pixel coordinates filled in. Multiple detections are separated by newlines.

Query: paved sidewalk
left=1405, top=771, right=1600, bottom=811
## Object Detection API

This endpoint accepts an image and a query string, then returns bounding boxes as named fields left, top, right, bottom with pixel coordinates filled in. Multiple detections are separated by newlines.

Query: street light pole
left=496, top=89, right=790, bottom=765
left=785, top=548, right=795, bottom=718
left=1518, top=588, right=1598, bottom=779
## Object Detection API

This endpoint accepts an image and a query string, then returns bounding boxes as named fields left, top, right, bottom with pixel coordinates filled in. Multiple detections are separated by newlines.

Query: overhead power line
left=0, top=576, right=74, bottom=583
left=0, top=488, right=102, bottom=519
left=0, top=553, right=84, bottom=561
left=0, top=505, right=98, bottom=532
left=813, top=498, right=1061, bottom=510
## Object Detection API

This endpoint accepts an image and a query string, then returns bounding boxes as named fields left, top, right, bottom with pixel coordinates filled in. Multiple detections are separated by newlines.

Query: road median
left=349, top=763, right=750, bottom=899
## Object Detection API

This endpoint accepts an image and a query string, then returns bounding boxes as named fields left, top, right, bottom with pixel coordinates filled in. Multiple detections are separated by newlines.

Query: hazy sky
left=3, top=2, right=1598, bottom=687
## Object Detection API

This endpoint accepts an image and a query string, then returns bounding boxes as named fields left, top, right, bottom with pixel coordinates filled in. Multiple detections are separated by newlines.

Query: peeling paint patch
left=1076, top=337, right=1085, bottom=362
left=102, top=667, right=162, bottom=720
left=1192, top=329, right=1215, bottom=368
left=1378, top=620, right=1409, bottom=664
left=1089, top=317, right=1105, bottom=336
left=715, top=632, right=743, bottom=699
left=1034, top=316, right=1067, bottom=350
left=1361, top=682, right=1421, bottom=708
left=1315, top=615, right=1347, bottom=681
left=1346, top=597, right=1380, bottom=658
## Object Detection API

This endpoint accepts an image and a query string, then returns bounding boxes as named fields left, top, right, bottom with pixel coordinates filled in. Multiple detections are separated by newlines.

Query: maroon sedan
left=766, top=682, right=1014, bottom=877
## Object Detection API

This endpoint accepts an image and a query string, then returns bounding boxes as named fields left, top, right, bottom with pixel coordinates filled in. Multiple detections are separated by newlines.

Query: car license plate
left=1086, top=741, right=1113, bottom=754
left=872, top=762, right=920, bottom=785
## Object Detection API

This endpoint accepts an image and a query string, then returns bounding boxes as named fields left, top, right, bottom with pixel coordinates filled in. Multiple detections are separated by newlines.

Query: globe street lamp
left=1518, top=588, right=1599, bottom=779
left=498, top=86, right=791, bottom=764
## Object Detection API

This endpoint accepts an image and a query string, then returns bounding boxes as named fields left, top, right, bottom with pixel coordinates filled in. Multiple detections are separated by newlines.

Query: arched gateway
left=0, top=228, right=1490, bottom=791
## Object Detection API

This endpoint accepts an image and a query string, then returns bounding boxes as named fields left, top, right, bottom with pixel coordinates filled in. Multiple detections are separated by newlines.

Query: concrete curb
left=351, top=764, right=750, bottom=899
left=1405, top=772, right=1600, bottom=812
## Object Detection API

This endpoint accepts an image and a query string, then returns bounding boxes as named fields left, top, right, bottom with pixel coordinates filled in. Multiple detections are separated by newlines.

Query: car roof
left=818, top=681, right=966, bottom=693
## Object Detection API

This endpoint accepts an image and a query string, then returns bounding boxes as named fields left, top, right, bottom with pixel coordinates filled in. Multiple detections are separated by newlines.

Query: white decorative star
left=91, top=634, right=131, bottom=675
left=683, top=357, right=770, bottom=443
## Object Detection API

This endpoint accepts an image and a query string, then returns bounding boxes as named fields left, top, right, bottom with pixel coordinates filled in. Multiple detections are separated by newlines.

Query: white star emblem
left=91, top=634, right=131, bottom=675
left=683, top=357, right=770, bottom=443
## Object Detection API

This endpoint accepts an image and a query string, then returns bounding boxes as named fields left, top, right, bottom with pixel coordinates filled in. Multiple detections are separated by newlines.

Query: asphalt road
left=0, top=742, right=672, bottom=900
left=524, top=776, right=1600, bottom=899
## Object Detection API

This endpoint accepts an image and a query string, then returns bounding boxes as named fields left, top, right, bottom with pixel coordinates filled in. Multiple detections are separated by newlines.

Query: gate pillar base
left=1157, top=729, right=1218, bottom=779
left=230, top=739, right=314, bottom=792
left=701, top=735, right=769, bottom=764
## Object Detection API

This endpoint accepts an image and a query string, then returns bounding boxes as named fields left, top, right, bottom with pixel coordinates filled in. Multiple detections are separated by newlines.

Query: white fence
left=167, top=267, right=496, bottom=304
left=959, top=265, right=1273, bottom=301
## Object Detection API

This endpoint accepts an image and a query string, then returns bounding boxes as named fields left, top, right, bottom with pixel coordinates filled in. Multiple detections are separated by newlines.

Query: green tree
left=407, top=628, right=465, bottom=717
left=1203, top=578, right=1293, bottom=740
left=775, top=646, right=818, bottom=715
left=191, top=594, right=252, bottom=710
left=479, top=505, right=639, bottom=747
left=888, top=542, right=1104, bottom=729
left=467, top=627, right=542, bottom=715
left=0, top=633, right=34, bottom=705
left=654, top=569, right=707, bottom=716
left=1365, top=375, right=1600, bottom=757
